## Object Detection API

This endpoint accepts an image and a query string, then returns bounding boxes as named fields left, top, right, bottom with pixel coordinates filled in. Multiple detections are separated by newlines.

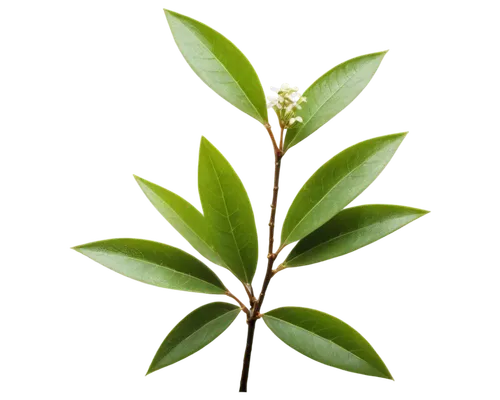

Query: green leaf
left=148, top=302, right=240, bottom=374
left=263, top=307, right=392, bottom=379
left=164, top=9, right=268, bottom=124
left=281, top=133, right=407, bottom=245
left=284, top=51, right=387, bottom=151
left=72, top=239, right=226, bottom=294
left=198, top=137, right=258, bottom=284
left=285, top=204, right=429, bottom=267
left=134, top=175, right=224, bottom=267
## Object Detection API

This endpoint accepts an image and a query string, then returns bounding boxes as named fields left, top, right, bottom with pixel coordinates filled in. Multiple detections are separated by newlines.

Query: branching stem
left=226, top=291, right=250, bottom=317
left=239, top=124, right=285, bottom=392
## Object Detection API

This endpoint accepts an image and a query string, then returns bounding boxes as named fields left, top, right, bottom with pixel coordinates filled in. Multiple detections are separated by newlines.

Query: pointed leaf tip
left=285, top=204, right=430, bottom=267
left=164, top=10, right=267, bottom=123
left=281, top=133, right=407, bottom=245
left=284, top=51, right=390, bottom=151
left=148, top=302, right=240, bottom=373
left=198, top=138, right=258, bottom=283
left=263, top=307, right=392, bottom=379
left=73, top=238, right=226, bottom=294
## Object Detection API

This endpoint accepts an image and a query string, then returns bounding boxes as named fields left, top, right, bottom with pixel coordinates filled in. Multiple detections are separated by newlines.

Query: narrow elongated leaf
left=164, top=9, right=268, bottom=123
left=148, top=302, right=240, bottom=374
left=263, top=307, right=392, bottom=379
left=285, top=204, right=429, bottom=267
left=134, top=175, right=224, bottom=267
left=284, top=51, right=387, bottom=151
left=281, top=133, right=407, bottom=245
left=72, top=239, right=226, bottom=294
left=198, top=137, right=258, bottom=284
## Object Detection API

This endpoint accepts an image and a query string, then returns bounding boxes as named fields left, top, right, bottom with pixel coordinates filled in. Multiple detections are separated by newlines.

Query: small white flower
left=280, top=83, right=290, bottom=91
left=267, top=94, right=278, bottom=108
left=295, top=116, right=303, bottom=123
left=289, top=118, right=296, bottom=125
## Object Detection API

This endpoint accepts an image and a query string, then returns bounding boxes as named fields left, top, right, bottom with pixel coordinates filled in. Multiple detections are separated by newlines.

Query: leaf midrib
left=158, top=308, right=238, bottom=366
left=89, top=248, right=223, bottom=293
left=287, top=63, right=362, bottom=148
left=267, top=315, right=368, bottom=364
left=283, top=144, right=386, bottom=245
left=205, top=149, right=249, bottom=283
left=146, top=186, right=225, bottom=267
left=177, top=16, right=263, bottom=122
left=286, top=215, right=416, bottom=264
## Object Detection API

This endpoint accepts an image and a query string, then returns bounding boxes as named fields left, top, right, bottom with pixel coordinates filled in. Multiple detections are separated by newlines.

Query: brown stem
left=253, top=143, right=283, bottom=312
left=226, top=291, right=250, bottom=318
left=272, top=263, right=285, bottom=276
left=239, top=127, right=284, bottom=392
left=265, top=123, right=279, bottom=154
left=239, top=319, right=256, bottom=392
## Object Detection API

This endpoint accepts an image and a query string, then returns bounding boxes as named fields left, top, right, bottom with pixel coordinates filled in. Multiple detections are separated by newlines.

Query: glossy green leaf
left=164, top=9, right=267, bottom=123
left=285, top=204, right=429, bottom=267
left=263, top=307, right=392, bottom=379
left=134, top=175, right=224, bottom=267
left=284, top=51, right=387, bottom=151
left=148, top=302, right=240, bottom=374
left=72, top=239, right=226, bottom=294
left=198, top=137, right=258, bottom=284
left=281, top=133, right=407, bottom=245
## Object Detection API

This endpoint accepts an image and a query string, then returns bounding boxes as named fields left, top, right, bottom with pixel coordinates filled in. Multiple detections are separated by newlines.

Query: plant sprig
left=73, top=9, right=429, bottom=393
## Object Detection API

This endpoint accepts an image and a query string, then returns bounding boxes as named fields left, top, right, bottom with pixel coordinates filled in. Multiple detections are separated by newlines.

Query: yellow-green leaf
left=281, top=133, right=407, bottom=245
left=146, top=301, right=241, bottom=375
left=198, top=137, right=258, bottom=284
left=70, top=236, right=227, bottom=295
left=285, top=204, right=429, bottom=267
left=164, top=9, right=267, bottom=123
left=284, top=49, right=389, bottom=153
left=134, top=175, right=224, bottom=267
left=263, top=307, right=392, bottom=379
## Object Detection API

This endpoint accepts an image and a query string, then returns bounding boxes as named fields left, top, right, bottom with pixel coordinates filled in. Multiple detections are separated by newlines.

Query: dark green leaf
left=284, top=51, right=387, bottom=151
left=263, top=307, right=392, bottom=379
left=285, top=204, right=429, bottom=267
left=198, top=137, right=258, bottom=284
left=281, top=133, right=407, bottom=245
left=164, top=9, right=268, bottom=123
left=148, top=302, right=240, bottom=374
left=72, top=239, right=226, bottom=294
left=134, top=175, right=224, bottom=267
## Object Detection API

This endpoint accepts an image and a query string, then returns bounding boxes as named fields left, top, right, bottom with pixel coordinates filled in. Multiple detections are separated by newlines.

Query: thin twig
left=224, top=290, right=248, bottom=318
left=272, top=264, right=285, bottom=276
left=252, top=126, right=283, bottom=314
left=265, top=123, right=279, bottom=154
left=239, top=124, right=284, bottom=392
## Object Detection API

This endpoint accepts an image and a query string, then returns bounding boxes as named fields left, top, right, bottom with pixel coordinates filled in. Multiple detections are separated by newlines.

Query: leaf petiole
left=226, top=291, right=250, bottom=318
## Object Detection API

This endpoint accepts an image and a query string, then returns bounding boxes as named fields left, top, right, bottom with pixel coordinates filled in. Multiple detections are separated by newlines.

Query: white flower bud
left=280, top=82, right=292, bottom=92
left=267, top=94, right=278, bottom=108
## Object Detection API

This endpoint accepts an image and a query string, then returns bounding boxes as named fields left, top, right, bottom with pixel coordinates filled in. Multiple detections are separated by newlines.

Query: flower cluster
left=267, top=83, right=307, bottom=128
